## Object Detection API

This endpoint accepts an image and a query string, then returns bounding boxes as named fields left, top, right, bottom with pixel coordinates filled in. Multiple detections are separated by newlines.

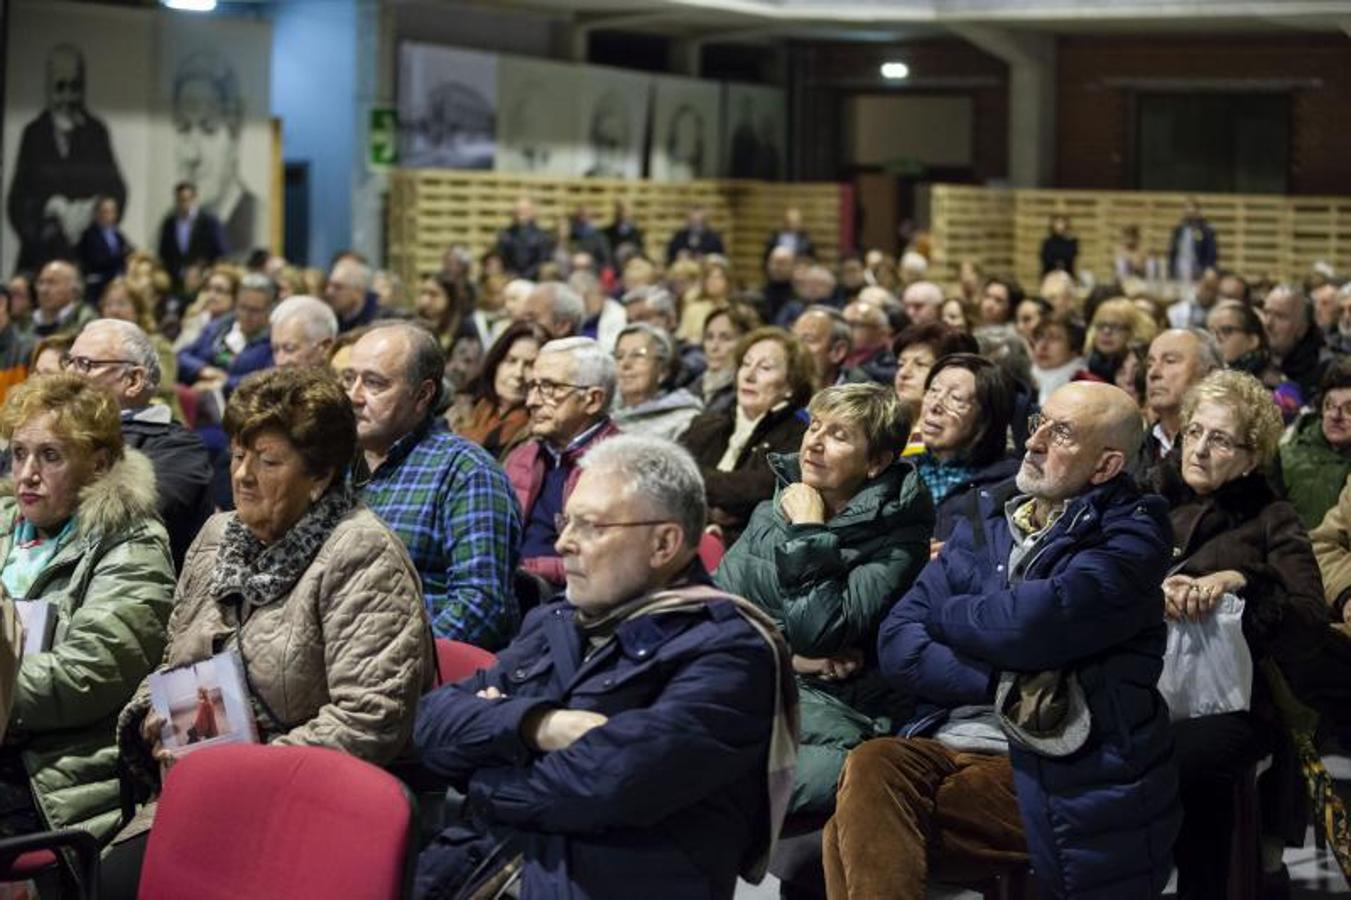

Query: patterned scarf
left=207, top=486, right=358, bottom=610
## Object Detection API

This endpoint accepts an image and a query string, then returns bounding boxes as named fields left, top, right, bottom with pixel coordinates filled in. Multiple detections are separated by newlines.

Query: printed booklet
left=148, top=650, right=259, bottom=756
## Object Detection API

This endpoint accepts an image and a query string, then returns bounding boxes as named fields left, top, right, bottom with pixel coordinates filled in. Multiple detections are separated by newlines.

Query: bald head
left=1018, top=382, right=1141, bottom=502
left=1072, top=382, right=1145, bottom=459
left=36, top=260, right=80, bottom=315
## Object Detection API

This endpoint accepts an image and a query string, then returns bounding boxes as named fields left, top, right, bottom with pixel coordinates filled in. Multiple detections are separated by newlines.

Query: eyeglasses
left=1323, top=398, right=1351, bottom=420
left=923, top=384, right=975, bottom=416
left=525, top=379, right=590, bottom=402
left=1180, top=422, right=1251, bottom=455
left=554, top=513, right=673, bottom=542
left=60, top=354, right=135, bottom=374
left=1027, top=413, right=1077, bottom=447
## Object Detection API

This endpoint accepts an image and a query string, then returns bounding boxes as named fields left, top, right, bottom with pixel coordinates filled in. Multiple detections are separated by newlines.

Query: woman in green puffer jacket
left=715, top=382, right=934, bottom=813
left=0, top=374, right=174, bottom=849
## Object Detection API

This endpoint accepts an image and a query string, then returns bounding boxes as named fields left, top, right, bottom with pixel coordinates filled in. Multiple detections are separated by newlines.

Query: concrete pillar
left=952, top=24, right=1056, bottom=188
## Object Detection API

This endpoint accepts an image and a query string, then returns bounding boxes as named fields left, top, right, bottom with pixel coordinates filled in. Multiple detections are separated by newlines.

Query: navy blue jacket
left=176, top=313, right=273, bottom=394
left=880, top=475, right=1180, bottom=898
left=414, top=587, right=777, bottom=900
left=932, top=456, right=1021, bottom=542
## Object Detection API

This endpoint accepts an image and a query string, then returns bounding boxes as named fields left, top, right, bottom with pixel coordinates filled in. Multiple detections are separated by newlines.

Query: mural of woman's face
left=174, top=76, right=238, bottom=209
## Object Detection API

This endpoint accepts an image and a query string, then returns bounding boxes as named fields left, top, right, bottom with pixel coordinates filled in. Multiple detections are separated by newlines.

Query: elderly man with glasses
left=66, top=318, right=213, bottom=569
left=825, top=381, right=1180, bottom=900
left=502, top=337, right=621, bottom=587
left=414, top=434, right=795, bottom=900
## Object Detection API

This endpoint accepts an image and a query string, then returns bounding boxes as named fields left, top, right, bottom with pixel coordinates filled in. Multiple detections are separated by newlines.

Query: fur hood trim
left=0, top=448, right=158, bottom=540
left=76, top=449, right=159, bottom=538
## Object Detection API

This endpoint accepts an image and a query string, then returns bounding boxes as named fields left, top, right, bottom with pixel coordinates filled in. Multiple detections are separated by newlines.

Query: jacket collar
left=768, top=451, right=922, bottom=528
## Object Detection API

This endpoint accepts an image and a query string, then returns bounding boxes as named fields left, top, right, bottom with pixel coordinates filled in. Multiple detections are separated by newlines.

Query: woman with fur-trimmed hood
left=0, top=374, right=175, bottom=845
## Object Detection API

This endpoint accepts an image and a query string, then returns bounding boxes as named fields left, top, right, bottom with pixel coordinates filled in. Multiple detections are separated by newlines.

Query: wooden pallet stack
left=930, top=184, right=1351, bottom=294
left=386, top=169, right=842, bottom=294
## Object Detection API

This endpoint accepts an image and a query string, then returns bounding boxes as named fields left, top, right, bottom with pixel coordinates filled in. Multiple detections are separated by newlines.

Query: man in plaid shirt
left=344, top=323, right=522, bottom=650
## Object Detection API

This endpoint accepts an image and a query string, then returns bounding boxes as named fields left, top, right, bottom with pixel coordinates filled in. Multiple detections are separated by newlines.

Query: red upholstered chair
left=0, top=828, right=101, bottom=898
left=698, top=530, right=726, bottom=573
left=138, top=744, right=414, bottom=900
left=434, top=639, right=498, bottom=686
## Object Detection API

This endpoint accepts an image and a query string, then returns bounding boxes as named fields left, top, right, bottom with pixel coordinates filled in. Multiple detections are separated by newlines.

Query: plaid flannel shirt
left=359, top=418, right=522, bottom=649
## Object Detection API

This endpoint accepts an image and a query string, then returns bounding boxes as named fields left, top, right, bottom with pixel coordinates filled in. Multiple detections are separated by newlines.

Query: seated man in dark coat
left=414, top=435, right=797, bottom=900
left=68, top=319, right=213, bottom=570
left=825, top=382, right=1180, bottom=900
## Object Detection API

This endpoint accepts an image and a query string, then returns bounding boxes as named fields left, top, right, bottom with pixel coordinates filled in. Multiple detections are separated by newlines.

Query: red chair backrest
left=435, top=639, right=498, bottom=686
left=698, top=531, right=725, bottom=573
left=139, top=744, right=413, bottom=900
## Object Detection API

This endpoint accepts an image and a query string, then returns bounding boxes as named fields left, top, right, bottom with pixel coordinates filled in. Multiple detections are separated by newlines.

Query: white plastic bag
left=1157, top=593, right=1252, bottom=721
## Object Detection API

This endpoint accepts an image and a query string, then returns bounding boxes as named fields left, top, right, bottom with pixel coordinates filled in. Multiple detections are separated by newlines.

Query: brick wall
left=1057, top=36, right=1351, bottom=195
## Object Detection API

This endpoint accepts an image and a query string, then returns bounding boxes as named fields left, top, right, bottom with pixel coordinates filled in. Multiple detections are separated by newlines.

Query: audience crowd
left=1, top=184, right=1350, bottom=900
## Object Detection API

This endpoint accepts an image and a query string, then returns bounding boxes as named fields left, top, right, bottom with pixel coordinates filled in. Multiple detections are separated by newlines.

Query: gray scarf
left=207, top=486, right=358, bottom=610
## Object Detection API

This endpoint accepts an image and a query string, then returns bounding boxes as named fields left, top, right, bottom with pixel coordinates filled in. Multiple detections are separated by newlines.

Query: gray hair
left=802, top=304, right=851, bottom=348
left=540, top=336, right=617, bottom=407
left=271, top=295, right=337, bottom=341
left=621, top=285, right=677, bottom=322
left=1182, top=327, right=1224, bottom=374
left=85, top=318, right=162, bottom=389
left=538, top=282, right=586, bottom=331
left=579, top=435, right=707, bottom=550
left=239, top=271, right=277, bottom=302
left=616, top=322, right=674, bottom=369
left=332, top=258, right=372, bottom=292
left=902, top=280, right=944, bottom=308
left=1266, top=283, right=1313, bottom=328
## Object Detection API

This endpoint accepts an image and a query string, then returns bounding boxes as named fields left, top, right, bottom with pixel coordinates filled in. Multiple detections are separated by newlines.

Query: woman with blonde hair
left=171, top=264, right=241, bottom=353
left=1153, top=369, right=1328, bottom=898
left=0, top=374, right=174, bottom=848
left=676, top=254, right=732, bottom=344
left=1085, top=297, right=1157, bottom=383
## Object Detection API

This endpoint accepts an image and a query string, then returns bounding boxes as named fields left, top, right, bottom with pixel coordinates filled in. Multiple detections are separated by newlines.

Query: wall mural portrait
left=399, top=43, right=498, bottom=170
left=6, top=41, right=128, bottom=274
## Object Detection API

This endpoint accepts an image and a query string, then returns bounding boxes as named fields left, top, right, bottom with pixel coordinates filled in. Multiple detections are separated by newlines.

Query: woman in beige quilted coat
left=105, top=367, right=433, bottom=895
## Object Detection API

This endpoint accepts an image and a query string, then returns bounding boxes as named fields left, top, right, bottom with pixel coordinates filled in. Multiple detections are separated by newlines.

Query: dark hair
left=224, top=367, right=356, bottom=480
left=469, top=321, right=550, bottom=408
left=174, top=180, right=197, bottom=196
left=923, top=353, right=1014, bottom=468
left=892, top=322, right=979, bottom=359
left=1032, top=314, right=1087, bottom=353
left=1210, top=301, right=1269, bottom=353
left=986, top=276, right=1024, bottom=310
left=1320, top=355, right=1351, bottom=398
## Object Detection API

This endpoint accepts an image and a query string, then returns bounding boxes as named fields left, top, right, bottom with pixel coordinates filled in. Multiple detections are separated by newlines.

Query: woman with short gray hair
left=610, top=323, right=703, bottom=441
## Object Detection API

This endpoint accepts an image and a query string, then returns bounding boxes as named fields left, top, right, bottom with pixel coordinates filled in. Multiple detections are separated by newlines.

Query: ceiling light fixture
left=880, top=62, right=910, bottom=80
left=163, top=0, right=217, bottom=11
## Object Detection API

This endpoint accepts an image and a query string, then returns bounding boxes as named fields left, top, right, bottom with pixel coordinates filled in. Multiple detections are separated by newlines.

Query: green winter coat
left=2, top=449, right=175, bottom=842
left=1279, top=413, right=1351, bottom=530
left=714, top=452, right=934, bottom=812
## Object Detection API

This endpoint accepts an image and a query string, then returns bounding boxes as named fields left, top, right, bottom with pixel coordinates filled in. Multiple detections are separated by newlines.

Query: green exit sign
left=370, top=107, right=398, bottom=168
